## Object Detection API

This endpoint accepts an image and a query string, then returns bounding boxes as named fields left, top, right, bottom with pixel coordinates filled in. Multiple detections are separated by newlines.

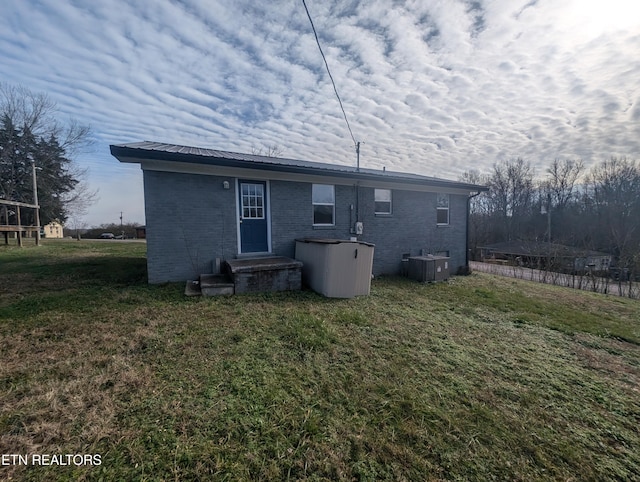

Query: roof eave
left=110, top=144, right=488, bottom=192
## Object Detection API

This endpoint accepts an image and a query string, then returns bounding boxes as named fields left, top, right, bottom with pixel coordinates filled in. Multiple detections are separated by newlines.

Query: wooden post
left=32, top=159, right=41, bottom=246
left=2, top=206, right=7, bottom=245
left=16, top=206, right=22, bottom=247
left=36, top=207, right=41, bottom=246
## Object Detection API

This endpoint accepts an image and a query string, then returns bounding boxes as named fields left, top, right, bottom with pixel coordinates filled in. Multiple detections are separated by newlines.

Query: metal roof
left=110, top=141, right=488, bottom=192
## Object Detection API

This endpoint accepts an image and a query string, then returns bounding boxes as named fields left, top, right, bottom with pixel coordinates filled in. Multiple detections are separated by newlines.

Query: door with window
left=239, top=180, right=268, bottom=253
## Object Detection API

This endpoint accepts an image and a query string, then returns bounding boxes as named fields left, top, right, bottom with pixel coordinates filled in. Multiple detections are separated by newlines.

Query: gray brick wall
left=143, top=171, right=470, bottom=283
left=269, top=181, right=469, bottom=276
left=269, top=180, right=353, bottom=259
left=357, top=188, right=468, bottom=275
left=143, top=170, right=237, bottom=283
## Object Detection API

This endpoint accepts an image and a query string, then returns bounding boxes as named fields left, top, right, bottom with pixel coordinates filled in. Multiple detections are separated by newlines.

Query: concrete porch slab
left=225, top=256, right=302, bottom=294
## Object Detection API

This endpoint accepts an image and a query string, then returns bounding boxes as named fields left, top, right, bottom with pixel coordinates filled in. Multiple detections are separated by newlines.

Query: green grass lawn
left=1, top=239, right=639, bottom=480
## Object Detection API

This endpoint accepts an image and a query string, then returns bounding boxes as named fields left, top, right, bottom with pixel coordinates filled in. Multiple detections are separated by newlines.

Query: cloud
left=0, top=0, right=638, bottom=225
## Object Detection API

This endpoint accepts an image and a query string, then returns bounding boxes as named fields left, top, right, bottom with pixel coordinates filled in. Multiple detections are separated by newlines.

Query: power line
left=301, top=0, right=357, bottom=148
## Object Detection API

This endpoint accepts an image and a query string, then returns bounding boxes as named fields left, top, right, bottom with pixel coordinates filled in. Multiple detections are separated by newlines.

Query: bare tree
left=251, top=144, right=284, bottom=158
left=0, top=83, right=55, bottom=133
left=0, top=83, right=89, bottom=143
left=537, top=159, right=585, bottom=245
left=486, top=158, right=536, bottom=241
left=584, top=158, right=640, bottom=265
left=460, top=169, right=492, bottom=256
left=65, top=179, right=99, bottom=239
left=543, top=159, right=584, bottom=211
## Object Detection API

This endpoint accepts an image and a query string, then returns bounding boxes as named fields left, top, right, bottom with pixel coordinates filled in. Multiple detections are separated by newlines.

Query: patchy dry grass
left=1, top=239, right=639, bottom=480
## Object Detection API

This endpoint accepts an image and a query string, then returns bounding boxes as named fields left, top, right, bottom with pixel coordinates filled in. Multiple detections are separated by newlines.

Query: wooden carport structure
left=0, top=199, right=41, bottom=246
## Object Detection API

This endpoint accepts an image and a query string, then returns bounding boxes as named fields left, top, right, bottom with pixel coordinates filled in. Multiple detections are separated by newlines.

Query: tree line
left=463, top=157, right=640, bottom=277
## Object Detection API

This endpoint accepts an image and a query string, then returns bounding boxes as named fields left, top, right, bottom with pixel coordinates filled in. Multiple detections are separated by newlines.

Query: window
left=374, top=189, right=392, bottom=214
left=312, top=184, right=335, bottom=225
left=241, top=183, right=265, bottom=219
left=437, top=193, right=449, bottom=225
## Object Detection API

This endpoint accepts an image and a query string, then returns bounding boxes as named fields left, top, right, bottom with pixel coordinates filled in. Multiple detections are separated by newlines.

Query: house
left=43, top=220, right=64, bottom=239
left=135, top=226, right=146, bottom=239
left=110, top=141, right=487, bottom=284
left=480, top=241, right=612, bottom=273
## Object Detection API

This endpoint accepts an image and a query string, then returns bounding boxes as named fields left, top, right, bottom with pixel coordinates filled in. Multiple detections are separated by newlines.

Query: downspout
left=356, top=182, right=360, bottom=223
left=351, top=182, right=360, bottom=236
left=355, top=142, right=361, bottom=235
left=466, top=191, right=482, bottom=273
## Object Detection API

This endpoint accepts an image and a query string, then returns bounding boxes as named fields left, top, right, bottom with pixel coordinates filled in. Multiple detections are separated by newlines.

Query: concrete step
left=184, top=280, right=202, bottom=297
left=199, top=273, right=235, bottom=296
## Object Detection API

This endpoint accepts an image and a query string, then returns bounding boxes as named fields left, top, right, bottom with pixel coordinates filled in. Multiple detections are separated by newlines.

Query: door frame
left=235, top=179, right=272, bottom=254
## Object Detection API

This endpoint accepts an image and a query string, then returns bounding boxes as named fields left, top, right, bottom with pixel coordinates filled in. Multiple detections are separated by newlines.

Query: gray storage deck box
left=295, top=238, right=375, bottom=298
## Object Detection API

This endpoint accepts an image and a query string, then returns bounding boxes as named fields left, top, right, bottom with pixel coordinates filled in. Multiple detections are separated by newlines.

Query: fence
left=470, top=261, right=639, bottom=300
left=0, top=199, right=41, bottom=246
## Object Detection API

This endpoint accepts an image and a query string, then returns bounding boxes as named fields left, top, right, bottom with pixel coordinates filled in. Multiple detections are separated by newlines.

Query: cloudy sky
left=1, top=0, right=639, bottom=226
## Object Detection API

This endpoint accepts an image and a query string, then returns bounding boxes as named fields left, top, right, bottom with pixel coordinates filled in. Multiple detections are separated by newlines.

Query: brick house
left=110, top=141, right=486, bottom=284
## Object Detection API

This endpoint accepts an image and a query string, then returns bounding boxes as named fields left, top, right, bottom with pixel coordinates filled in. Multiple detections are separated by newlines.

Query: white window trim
left=374, top=188, right=392, bottom=215
left=437, top=194, right=450, bottom=226
left=312, top=184, right=335, bottom=226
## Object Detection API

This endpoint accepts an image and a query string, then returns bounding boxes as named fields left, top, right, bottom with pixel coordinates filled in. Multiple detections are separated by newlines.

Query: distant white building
left=43, top=221, right=64, bottom=238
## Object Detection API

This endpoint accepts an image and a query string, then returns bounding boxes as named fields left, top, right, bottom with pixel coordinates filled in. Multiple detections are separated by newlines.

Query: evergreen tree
left=0, top=84, right=93, bottom=225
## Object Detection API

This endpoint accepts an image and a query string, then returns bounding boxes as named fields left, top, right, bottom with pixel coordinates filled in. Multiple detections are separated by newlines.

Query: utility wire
left=301, top=0, right=357, bottom=147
